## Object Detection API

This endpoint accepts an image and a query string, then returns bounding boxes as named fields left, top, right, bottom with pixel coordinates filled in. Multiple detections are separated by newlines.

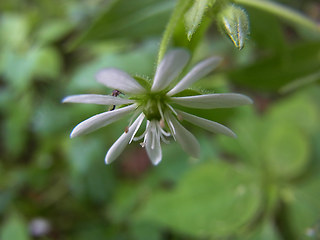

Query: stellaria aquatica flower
left=63, top=49, right=252, bottom=165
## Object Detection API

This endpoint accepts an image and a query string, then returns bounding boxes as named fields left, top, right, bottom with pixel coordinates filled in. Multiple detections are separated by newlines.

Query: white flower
left=63, top=49, right=252, bottom=165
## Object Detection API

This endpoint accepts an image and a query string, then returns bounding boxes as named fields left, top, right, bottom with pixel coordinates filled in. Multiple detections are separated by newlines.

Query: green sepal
left=133, top=75, right=152, bottom=91
left=184, top=0, right=216, bottom=41
left=171, top=89, right=202, bottom=97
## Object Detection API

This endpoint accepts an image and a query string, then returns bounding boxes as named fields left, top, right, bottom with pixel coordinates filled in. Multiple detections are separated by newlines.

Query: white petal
left=145, top=122, right=162, bottom=165
left=151, top=49, right=190, bottom=92
left=166, top=112, right=200, bottom=158
left=171, top=93, right=253, bottom=109
left=96, top=68, right=145, bottom=94
left=62, top=94, right=134, bottom=105
left=70, top=104, right=137, bottom=138
left=167, top=56, right=222, bottom=96
left=105, top=113, right=145, bottom=164
left=176, top=110, right=236, bottom=138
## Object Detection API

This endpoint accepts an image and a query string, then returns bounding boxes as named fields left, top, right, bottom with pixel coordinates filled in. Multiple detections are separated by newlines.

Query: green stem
left=157, top=0, right=191, bottom=65
left=280, top=70, right=320, bottom=93
left=234, top=0, right=320, bottom=33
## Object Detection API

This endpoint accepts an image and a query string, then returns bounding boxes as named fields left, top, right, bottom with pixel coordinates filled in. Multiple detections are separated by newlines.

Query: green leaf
left=262, top=123, right=309, bottom=179
left=68, top=41, right=157, bottom=92
left=130, top=221, right=162, bottom=240
left=4, top=94, right=33, bottom=158
left=285, top=176, right=320, bottom=239
left=266, top=92, right=319, bottom=136
left=246, top=7, right=285, bottom=51
left=67, top=138, right=116, bottom=203
left=36, top=20, right=73, bottom=44
left=184, top=0, right=214, bottom=41
left=1, top=49, right=37, bottom=91
left=72, top=0, right=175, bottom=47
left=227, top=41, right=320, bottom=91
left=241, top=221, right=282, bottom=240
left=0, top=191, right=13, bottom=215
left=0, top=14, right=30, bottom=49
left=280, top=69, right=320, bottom=93
left=137, top=161, right=261, bottom=238
left=217, top=108, right=263, bottom=167
left=70, top=221, right=112, bottom=240
left=109, top=183, right=143, bottom=223
left=0, top=213, right=30, bottom=240
left=33, top=47, right=62, bottom=79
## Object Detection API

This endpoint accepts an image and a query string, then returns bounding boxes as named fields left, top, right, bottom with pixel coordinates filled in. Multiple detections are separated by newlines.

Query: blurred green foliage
left=0, top=0, right=320, bottom=239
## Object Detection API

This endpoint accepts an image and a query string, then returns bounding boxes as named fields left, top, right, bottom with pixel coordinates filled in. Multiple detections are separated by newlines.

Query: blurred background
left=0, top=0, right=320, bottom=239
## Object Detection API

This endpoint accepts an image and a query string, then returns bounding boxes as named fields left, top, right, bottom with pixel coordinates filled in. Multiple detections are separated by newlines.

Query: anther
left=160, top=119, right=165, bottom=128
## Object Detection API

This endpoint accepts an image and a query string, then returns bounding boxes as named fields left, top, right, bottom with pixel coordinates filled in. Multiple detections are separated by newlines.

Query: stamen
left=128, top=106, right=142, bottom=127
left=164, top=111, right=176, bottom=141
left=155, top=125, right=161, bottom=148
left=167, top=119, right=176, bottom=140
left=151, top=122, right=156, bottom=149
left=133, top=120, right=149, bottom=142
left=160, top=134, right=170, bottom=144
left=143, top=132, right=148, bottom=146
left=166, top=103, right=178, bottom=116
left=151, top=134, right=155, bottom=149
left=160, top=128, right=171, bottom=137
left=143, top=121, right=151, bottom=145
left=129, top=114, right=145, bottom=144
left=133, top=131, right=146, bottom=141
left=157, top=101, right=165, bottom=120
left=159, top=119, right=165, bottom=128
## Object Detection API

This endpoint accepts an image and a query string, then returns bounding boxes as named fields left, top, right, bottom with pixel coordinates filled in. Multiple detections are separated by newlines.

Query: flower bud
left=217, top=4, right=250, bottom=50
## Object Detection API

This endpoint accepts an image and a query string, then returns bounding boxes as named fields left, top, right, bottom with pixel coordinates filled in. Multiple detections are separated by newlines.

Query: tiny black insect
left=109, top=89, right=122, bottom=111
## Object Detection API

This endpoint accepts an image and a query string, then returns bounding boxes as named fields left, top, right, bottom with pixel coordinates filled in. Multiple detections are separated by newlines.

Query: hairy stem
left=157, top=0, right=191, bottom=65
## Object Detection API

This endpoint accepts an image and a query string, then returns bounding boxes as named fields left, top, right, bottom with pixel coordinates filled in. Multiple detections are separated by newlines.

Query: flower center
left=141, top=93, right=168, bottom=121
